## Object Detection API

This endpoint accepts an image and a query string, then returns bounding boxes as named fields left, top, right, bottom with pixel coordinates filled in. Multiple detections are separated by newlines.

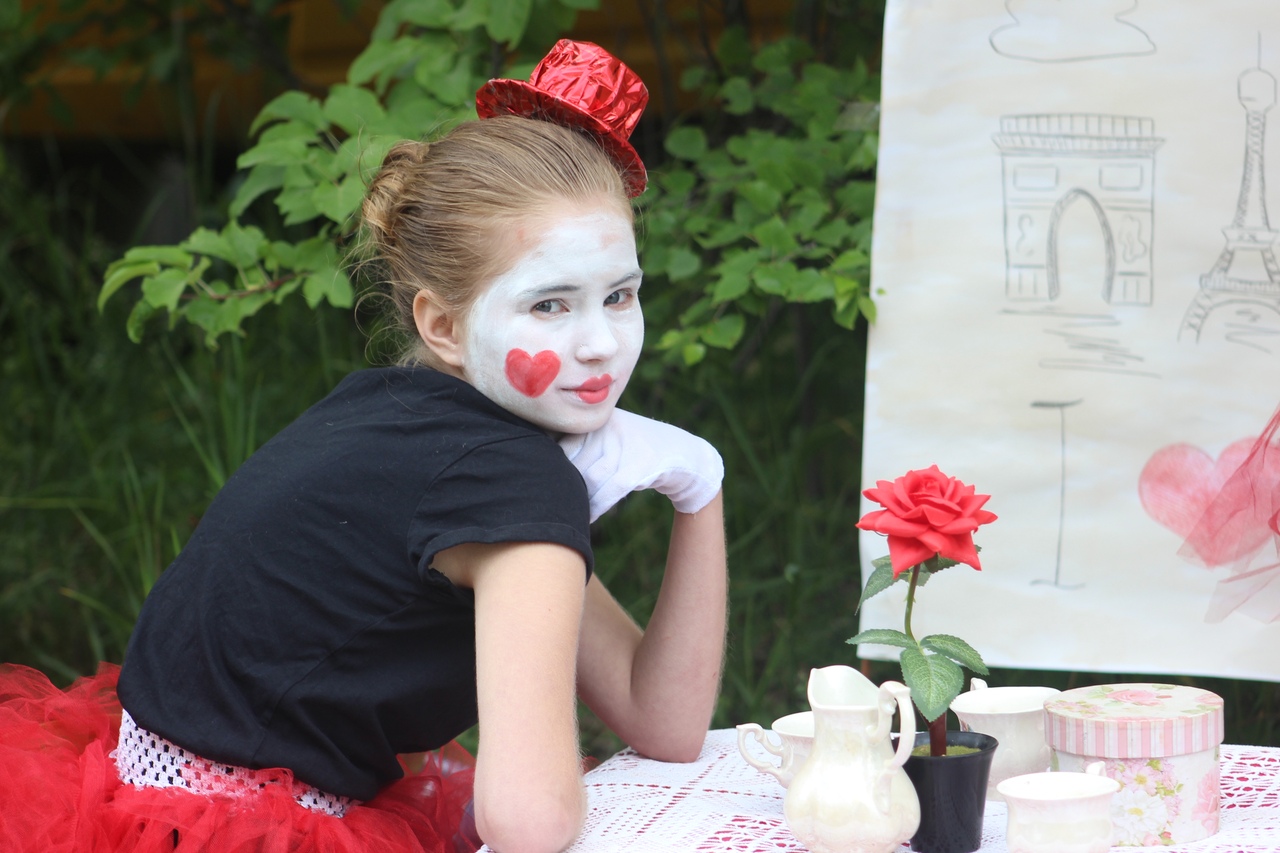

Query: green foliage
left=856, top=552, right=960, bottom=610
left=849, top=551, right=987, bottom=723
left=97, top=0, right=600, bottom=347
left=847, top=627, right=987, bottom=723
left=639, top=36, right=880, bottom=366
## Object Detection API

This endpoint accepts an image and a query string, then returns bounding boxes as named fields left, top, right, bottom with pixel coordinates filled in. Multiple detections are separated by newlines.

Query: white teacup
left=997, top=763, right=1121, bottom=853
left=949, top=678, right=1062, bottom=802
left=735, top=711, right=813, bottom=788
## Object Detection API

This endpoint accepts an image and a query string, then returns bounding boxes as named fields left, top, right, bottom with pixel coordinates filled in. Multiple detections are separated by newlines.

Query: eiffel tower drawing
left=1180, top=51, right=1280, bottom=341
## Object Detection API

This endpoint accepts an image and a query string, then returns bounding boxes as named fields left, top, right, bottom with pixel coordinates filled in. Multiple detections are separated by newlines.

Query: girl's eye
left=605, top=289, right=635, bottom=308
left=533, top=299, right=566, bottom=314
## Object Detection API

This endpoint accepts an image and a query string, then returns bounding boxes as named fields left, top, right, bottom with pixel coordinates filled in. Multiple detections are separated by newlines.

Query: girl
left=0, top=40, right=726, bottom=853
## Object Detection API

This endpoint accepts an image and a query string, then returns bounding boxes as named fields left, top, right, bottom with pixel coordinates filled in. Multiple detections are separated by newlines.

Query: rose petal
left=885, top=535, right=936, bottom=576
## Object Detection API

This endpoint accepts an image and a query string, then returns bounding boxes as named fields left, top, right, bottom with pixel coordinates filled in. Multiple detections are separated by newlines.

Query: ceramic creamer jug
left=783, top=665, right=920, bottom=853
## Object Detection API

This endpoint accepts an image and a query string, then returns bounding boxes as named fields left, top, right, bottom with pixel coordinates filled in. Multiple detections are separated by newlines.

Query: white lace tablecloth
left=481, top=730, right=1280, bottom=852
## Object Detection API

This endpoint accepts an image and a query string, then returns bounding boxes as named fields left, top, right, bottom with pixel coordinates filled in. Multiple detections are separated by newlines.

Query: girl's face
left=461, top=202, right=643, bottom=435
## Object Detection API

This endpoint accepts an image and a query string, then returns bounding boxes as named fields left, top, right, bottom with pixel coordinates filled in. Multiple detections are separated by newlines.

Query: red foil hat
left=476, top=39, right=650, bottom=197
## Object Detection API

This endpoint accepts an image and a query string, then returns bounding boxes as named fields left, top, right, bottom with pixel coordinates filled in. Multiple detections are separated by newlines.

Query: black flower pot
left=901, top=731, right=998, bottom=853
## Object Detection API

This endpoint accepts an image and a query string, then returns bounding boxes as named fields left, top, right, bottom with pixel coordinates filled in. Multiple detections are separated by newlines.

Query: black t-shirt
left=117, top=367, right=593, bottom=800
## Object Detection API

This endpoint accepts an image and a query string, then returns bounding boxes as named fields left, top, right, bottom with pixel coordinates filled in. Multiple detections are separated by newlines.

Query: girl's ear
left=413, top=289, right=465, bottom=370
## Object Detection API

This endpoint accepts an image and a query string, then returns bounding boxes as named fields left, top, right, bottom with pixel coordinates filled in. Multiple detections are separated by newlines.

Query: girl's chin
left=532, top=405, right=616, bottom=437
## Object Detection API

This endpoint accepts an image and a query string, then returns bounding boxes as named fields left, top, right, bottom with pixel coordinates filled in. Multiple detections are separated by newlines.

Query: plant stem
left=905, top=560, right=948, bottom=756
left=903, top=564, right=921, bottom=643
left=928, top=713, right=947, bottom=757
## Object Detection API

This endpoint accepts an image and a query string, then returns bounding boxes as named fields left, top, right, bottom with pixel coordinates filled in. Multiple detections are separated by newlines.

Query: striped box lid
left=1045, top=683, right=1224, bottom=759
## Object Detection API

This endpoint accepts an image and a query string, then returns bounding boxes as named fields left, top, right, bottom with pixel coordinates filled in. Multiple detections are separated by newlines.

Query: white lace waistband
left=113, top=709, right=356, bottom=817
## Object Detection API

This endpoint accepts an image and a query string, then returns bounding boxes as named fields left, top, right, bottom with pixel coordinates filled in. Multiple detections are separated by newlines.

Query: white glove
left=559, top=408, right=724, bottom=523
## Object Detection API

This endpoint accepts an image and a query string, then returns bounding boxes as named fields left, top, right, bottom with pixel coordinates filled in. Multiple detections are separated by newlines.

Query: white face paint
left=461, top=203, right=644, bottom=435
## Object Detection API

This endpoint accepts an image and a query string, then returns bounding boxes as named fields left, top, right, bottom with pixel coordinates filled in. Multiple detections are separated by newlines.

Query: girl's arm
left=575, top=491, right=728, bottom=762
left=435, top=540, right=590, bottom=853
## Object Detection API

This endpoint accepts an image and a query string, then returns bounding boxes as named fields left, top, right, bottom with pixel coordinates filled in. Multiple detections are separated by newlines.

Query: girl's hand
left=559, top=409, right=723, bottom=522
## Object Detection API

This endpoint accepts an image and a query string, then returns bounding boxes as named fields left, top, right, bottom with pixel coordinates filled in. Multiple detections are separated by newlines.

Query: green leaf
left=276, top=186, right=322, bottom=225
left=812, top=219, right=854, bottom=248
left=236, top=137, right=312, bottom=170
left=486, top=0, right=532, bottom=45
left=831, top=248, right=869, bottom=273
left=857, top=292, right=877, bottom=324
left=229, top=164, right=286, bottom=218
left=711, top=267, right=751, bottom=303
left=753, top=262, right=796, bottom=296
left=752, top=216, right=799, bottom=256
left=900, top=647, right=965, bottom=723
left=700, top=314, right=744, bottom=349
left=323, top=84, right=386, bottom=136
left=846, top=628, right=913, bottom=649
left=120, top=246, right=195, bottom=266
left=223, top=223, right=267, bottom=269
left=789, top=268, right=835, bottom=303
left=182, top=227, right=232, bottom=261
left=657, top=168, right=696, bottom=198
left=856, top=560, right=897, bottom=610
left=448, top=0, right=490, bottom=29
left=681, top=342, right=706, bottom=365
left=100, top=261, right=159, bottom=310
left=381, top=0, right=454, bottom=30
left=303, top=265, right=354, bottom=308
left=721, top=76, right=754, bottom=115
left=348, top=36, right=421, bottom=88
left=125, top=299, right=158, bottom=343
left=665, top=247, right=701, bottom=281
left=836, top=180, right=877, bottom=217
left=312, top=174, right=366, bottom=225
left=250, top=91, right=327, bottom=136
left=920, top=635, right=989, bottom=675
left=665, top=126, right=708, bottom=161
left=140, top=268, right=189, bottom=313
left=756, top=160, right=795, bottom=195
left=422, top=54, right=478, bottom=107
left=699, top=221, right=749, bottom=250
left=738, top=180, right=782, bottom=215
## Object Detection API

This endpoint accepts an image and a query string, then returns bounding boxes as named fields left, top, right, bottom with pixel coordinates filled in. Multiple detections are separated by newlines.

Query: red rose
left=857, top=465, right=998, bottom=577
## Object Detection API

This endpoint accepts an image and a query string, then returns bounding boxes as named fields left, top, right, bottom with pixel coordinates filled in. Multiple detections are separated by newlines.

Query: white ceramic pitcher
left=783, top=665, right=920, bottom=853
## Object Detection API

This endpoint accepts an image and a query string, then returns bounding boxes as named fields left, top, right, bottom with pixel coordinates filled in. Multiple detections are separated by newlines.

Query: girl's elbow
left=476, top=792, right=585, bottom=853
left=630, top=728, right=707, bottom=764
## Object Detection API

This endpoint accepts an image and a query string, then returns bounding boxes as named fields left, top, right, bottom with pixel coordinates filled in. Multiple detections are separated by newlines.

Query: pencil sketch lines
left=1180, top=52, right=1280, bottom=349
left=994, top=114, right=1164, bottom=305
left=990, top=0, right=1156, bottom=64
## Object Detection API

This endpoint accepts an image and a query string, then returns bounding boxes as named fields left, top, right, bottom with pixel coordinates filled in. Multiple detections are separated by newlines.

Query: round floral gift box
left=1044, top=683, right=1224, bottom=847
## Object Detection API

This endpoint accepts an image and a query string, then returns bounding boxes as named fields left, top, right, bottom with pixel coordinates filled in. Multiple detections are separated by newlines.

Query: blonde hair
left=359, top=115, right=632, bottom=367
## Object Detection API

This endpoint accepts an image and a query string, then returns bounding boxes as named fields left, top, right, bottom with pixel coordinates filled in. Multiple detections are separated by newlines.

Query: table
left=483, top=730, right=1280, bottom=852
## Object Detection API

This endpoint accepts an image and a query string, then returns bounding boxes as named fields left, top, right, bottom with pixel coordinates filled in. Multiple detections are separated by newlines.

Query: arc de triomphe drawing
left=993, top=114, right=1164, bottom=304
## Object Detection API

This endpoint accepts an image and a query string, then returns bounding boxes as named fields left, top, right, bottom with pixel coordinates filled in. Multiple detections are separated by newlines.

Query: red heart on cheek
left=504, top=349, right=560, bottom=398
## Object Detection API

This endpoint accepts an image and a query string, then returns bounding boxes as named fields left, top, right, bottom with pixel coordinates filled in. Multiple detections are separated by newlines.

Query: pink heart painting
left=504, top=348, right=560, bottom=398
left=1138, top=437, right=1275, bottom=567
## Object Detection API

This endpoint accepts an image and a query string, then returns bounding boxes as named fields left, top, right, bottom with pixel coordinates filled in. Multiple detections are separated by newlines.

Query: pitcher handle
left=882, top=681, right=916, bottom=770
left=872, top=681, right=915, bottom=816
left=736, top=723, right=793, bottom=784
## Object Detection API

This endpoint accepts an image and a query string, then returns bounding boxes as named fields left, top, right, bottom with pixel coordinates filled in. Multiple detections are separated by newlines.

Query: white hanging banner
left=859, top=0, right=1280, bottom=681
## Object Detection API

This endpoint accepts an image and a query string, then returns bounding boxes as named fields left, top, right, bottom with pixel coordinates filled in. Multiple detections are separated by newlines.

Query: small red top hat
left=476, top=39, right=649, bottom=197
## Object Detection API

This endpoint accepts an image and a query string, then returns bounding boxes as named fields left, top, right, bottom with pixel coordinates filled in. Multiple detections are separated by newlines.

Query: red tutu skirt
left=0, top=663, right=477, bottom=853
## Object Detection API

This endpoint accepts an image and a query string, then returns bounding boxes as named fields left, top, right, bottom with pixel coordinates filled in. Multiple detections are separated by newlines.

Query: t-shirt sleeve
left=408, top=432, right=594, bottom=584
